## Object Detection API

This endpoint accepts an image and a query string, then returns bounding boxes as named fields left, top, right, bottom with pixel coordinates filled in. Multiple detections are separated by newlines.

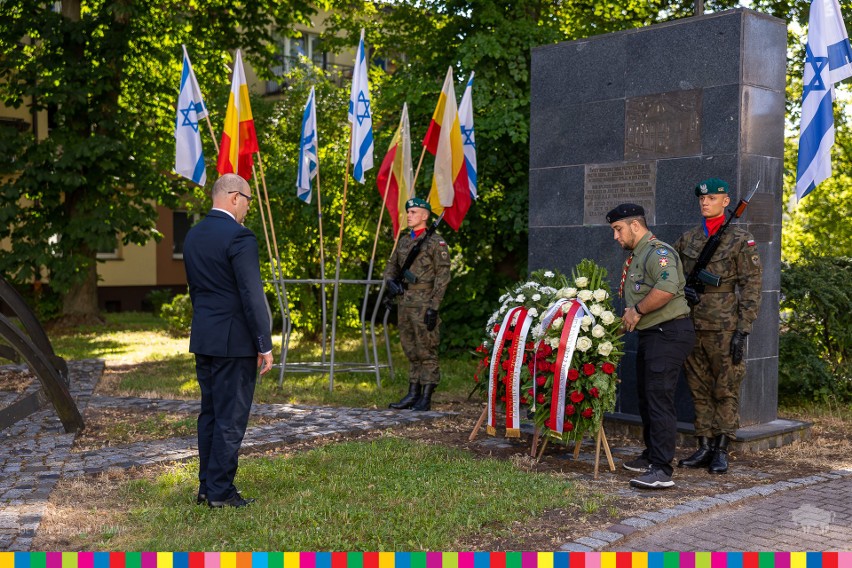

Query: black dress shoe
left=208, top=494, right=256, bottom=508
left=196, top=493, right=207, bottom=505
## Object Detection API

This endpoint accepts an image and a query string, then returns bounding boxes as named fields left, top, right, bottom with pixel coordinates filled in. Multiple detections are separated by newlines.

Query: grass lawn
left=49, top=312, right=478, bottom=407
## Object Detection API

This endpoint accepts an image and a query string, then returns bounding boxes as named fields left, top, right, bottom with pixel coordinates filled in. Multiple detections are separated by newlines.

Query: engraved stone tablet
left=584, top=162, right=656, bottom=225
left=744, top=193, right=773, bottom=224
left=625, top=90, right=702, bottom=160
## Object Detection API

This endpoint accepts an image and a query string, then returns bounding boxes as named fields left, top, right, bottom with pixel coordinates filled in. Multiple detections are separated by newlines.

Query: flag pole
left=329, top=130, right=354, bottom=391
left=314, top=162, right=329, bottom=366
left=204, top=116, right=220, bottom=155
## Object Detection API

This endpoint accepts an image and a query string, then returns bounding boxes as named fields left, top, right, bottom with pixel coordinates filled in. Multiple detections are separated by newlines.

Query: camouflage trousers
left=684, top=330, right=746, bottom=437
left=398, top=291, right=441, bottom=386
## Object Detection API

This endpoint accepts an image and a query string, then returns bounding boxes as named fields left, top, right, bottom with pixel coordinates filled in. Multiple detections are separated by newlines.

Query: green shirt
left=622, top=232, right=690, bottom=330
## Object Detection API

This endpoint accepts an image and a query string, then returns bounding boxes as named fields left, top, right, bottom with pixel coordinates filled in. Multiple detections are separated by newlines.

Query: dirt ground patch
left=31, top=395, right=852, bottom=551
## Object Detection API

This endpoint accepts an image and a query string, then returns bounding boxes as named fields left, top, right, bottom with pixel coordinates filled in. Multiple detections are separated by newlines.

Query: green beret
left=405, top=197, right=431, bottom=213
left=695, top=178, right=729, bottom=196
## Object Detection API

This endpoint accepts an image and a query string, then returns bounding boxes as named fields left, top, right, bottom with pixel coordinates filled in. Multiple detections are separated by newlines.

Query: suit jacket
left=184, top=209, right=272, bottom=357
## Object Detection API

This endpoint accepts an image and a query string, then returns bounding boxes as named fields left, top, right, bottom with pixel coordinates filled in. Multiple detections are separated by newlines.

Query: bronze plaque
left=584, top=161, right=656, bottom=225
left=625, top=90, right=702, bottom=160
left=744, top=193, right=774, bottom=224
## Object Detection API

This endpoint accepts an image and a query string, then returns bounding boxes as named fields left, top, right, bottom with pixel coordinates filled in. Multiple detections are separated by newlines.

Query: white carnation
left=598, top=341, right=614, bottom=357
left=575, top=276, right=589, bottom=288
left=593, top=289, right=608, bottom=302
left=532, top=293, right=541, bottom=301
left=552, top=317, right=564, bottom=331
left=601, top=311, right=616, bottom=325
left=541, top=286, right=556, bottom=295
left=576, top=336, right=593, bottom=352
left=592, top=324, right=606, bottom=338
left=581, top=315, right=592, bottom=330
left=499, top=293, right=509, bottom=303
left=589, top=303, right=603, bottom=316
left=544, top=270, right=555, bottom=277
left=578, top=289, right=594, bottom=302
left=548, top=336, right=560, bottom=349
left=528, top=308, right=539, bottom=318
left=531, top=324, right=543, bottom=339
left=516, top=294, right=525, bottom=303
left=499, top=304, right=507, bottom=314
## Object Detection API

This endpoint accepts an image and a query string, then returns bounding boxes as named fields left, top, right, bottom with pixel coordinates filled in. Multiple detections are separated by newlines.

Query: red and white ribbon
left=487, top=305, right=533, bottom=437
left=549, top=301, right=586, bottom=434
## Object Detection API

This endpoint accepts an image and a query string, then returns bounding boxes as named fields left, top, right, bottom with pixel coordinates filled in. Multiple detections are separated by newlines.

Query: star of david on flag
left=297, top=87, right=319, bottom=204
left=348, top=29, right=374, bottom=184
left=174, top=45, right=209, bottom=186
left=795, top=0, right=852, bottom=200
left=458, top=71, right=477, bottom=200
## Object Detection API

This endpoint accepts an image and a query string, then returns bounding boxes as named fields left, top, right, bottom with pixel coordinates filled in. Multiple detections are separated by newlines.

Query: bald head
left=212, top=174, right=252, bottom=224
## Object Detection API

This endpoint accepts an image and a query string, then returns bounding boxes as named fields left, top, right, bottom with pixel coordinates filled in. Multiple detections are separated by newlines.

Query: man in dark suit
left=183, top=173, right=273, bottom=508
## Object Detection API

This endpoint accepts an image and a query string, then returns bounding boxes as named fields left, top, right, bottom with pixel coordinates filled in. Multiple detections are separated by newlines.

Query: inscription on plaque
left=625, top=90, right=702, bottom=160
left=744, top=193, right=774, bottom=224
left=584, top=162, right=656, bottom=225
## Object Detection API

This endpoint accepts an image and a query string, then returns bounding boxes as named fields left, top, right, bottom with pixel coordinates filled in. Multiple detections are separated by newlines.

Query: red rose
left=482, top=357, right=490, bottom=367
left=602, top=362, right=616, bottom=375
left=538, top=361, right=549, bottom=372
left=505, top=331, right=514, bottom=341
left=502, top=360, right=510, bottom=371
left=570, top=391, right=584, bottom=403
left=527, top=388, right=534, bottom=396
left=543, top=345, right=554, bottom=356
left=568, top=369, right=580, bottom=381
left=565, top=404, right=575, bottom=416
left=536, top=375, right=547, bottom=387
left=582, top=408, right=594, bottom=419
left=583, top=363, right=596, bottom=376
left=500, top=395, right=506, bottom=402
left=590, top=387, right=600, bottom=398
left=545, top=418, right=555, bottom=429
left=520, top=396, right=528, bottom=405
left=474, top=374, right=479, bottom=383
left=525, top=341, right=535, bottom=351
left=493, top=324, right=501, bottom=333
left=564, top=422, right=574, bottom=431
left=536, top=393, right=546, bottom=404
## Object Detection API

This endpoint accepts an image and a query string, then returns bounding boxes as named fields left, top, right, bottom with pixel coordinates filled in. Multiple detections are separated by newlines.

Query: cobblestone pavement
left=3, top=361, right=852, bottom=552
left=0, top=361, right=446, bottom=551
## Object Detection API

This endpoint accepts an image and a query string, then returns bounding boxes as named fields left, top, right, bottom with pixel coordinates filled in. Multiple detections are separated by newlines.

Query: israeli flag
left=297, top=87, right=318, bottom=204
left=795, top=0, right=852, bottom=200
left=174, top=45, right=208, bottom=186
left=458, top=71, right=477, bottom=200
left=348, top=29, right=374, bottom=184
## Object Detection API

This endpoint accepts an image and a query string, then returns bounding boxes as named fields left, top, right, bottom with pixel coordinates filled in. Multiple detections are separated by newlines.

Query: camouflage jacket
left=674, top=225, right=762, bottom=333
left=384, top=229, right=451, bottom=310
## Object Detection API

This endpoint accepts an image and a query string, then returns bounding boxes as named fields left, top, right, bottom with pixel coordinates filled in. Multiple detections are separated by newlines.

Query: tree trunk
left=59, top=258, right=103, bottom=325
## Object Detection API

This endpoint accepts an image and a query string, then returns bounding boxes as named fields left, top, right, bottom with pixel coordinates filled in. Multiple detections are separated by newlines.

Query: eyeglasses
left=228, top=190, right=253, bottom=203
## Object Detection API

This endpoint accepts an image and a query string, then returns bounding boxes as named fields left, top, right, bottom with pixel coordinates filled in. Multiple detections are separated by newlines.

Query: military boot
left=708, top=434, right=730, bottom=474
left=411, top=384, right=436, bottom=411
left=677, top=436, right=714, bottom=468
left=389, top=383, right=422, bottom=409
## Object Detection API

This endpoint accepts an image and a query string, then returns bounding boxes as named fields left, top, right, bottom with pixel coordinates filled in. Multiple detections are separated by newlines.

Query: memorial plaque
left=625, top=90, right=702, bottom=160
left=744, top=193, right=773, bottom=224
left=584, top=161, right=656, bottom=225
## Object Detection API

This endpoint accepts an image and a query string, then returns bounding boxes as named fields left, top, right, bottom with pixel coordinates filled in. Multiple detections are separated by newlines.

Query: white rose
left=581, top=315, right=592, bottom=330
left=532, top=293, right=541, bottom=301
left=516, top=294, right=525, bottom=303
left=598, top=341, right=614, bottom=356
left=552, top=317, right=564, bottom=330
left=500, top=304, right=507, bottom=314
left=541, top=286, right=556, bottom=295
left=575, top=276, right=589, bottom=288
left=593, top=289, right=608, bottom=302
left=566, top=287, right=578, bottom=298
left=578, top=289, right=594, bottom=302
left=601, top=311, right=615, bottom=325
left=592, top=324, right=606, bottom=338
left=548, top=336, right=560, bottom=349
left=589, top=303, right=603, bottom=316
left=528, top=308, right=539, bottom=318
left=499, top=293, right=509, bottom=303
left=576, top=336, right=593, bottom=352
left=544, top=270, right=554, bottom=277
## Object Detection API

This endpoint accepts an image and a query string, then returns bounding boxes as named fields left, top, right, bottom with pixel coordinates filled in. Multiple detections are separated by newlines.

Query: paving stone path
left=2, top=360, right=851, bottom=552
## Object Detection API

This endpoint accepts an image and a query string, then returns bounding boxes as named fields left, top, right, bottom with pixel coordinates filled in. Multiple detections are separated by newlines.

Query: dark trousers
left=636, top=317, right=695, bottom=476
left=196, top=354, right=257, bottom=501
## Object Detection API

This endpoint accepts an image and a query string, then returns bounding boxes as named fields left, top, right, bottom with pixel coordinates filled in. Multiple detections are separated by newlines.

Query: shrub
left=779, top=255, right=852, bottom=403
left=159, top=294, right=192, bottom=337
left=144, top=288, right=175, bottom=316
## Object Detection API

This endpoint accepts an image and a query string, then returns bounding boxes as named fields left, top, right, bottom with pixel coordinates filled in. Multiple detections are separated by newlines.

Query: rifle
left=383, top=212, right=445, bottom=312
left=685, top=180, right=760, bottom=305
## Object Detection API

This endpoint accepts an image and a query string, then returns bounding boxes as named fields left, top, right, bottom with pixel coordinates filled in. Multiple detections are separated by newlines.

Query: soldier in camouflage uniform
left=385, top=197, right=451, bottom=411
left=674, top=178, right=762, bottom=474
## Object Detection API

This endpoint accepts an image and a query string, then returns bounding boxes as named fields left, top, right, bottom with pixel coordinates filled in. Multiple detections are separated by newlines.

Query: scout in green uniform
left=385, top=198, right=451, bottom=411
left=675, top=178, right=762, bottom=474
left=608, top=203, right=695, bottom=490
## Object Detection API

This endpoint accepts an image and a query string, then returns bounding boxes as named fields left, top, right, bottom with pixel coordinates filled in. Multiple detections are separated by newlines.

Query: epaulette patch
left=660, top=271, right=669, bottom=280
left=655, top=248, right=669, bottom=256
left=659, top=258, right=669, bottom=267
left=439, top=241, right=447, bottom=246
left=747, top=240, right=756, bottom=247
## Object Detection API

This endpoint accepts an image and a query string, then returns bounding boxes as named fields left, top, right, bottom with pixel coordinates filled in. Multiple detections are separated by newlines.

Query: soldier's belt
left=702, top=284, right=735, bottom=293
left=407, top=283, right=434, bottom=290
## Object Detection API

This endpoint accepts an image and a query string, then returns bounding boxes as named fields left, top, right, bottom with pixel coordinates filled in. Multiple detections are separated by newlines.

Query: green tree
left=0, top=0, right=313, bottom=323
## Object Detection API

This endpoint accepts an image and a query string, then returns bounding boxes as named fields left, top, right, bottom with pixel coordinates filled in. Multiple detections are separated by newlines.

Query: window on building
left=172, top=211, right=191, bottom=259
left=96, top=237, right=121, bottom=260
left=267, top=32, right=329, bottom=94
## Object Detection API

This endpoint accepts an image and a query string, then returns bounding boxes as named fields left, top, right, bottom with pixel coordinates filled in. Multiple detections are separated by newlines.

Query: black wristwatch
left=634, top=303, right=644, bottom=316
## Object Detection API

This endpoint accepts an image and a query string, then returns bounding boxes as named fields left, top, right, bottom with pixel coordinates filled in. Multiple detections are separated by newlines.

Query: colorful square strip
left=1, top=552, right=852, bottom=568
